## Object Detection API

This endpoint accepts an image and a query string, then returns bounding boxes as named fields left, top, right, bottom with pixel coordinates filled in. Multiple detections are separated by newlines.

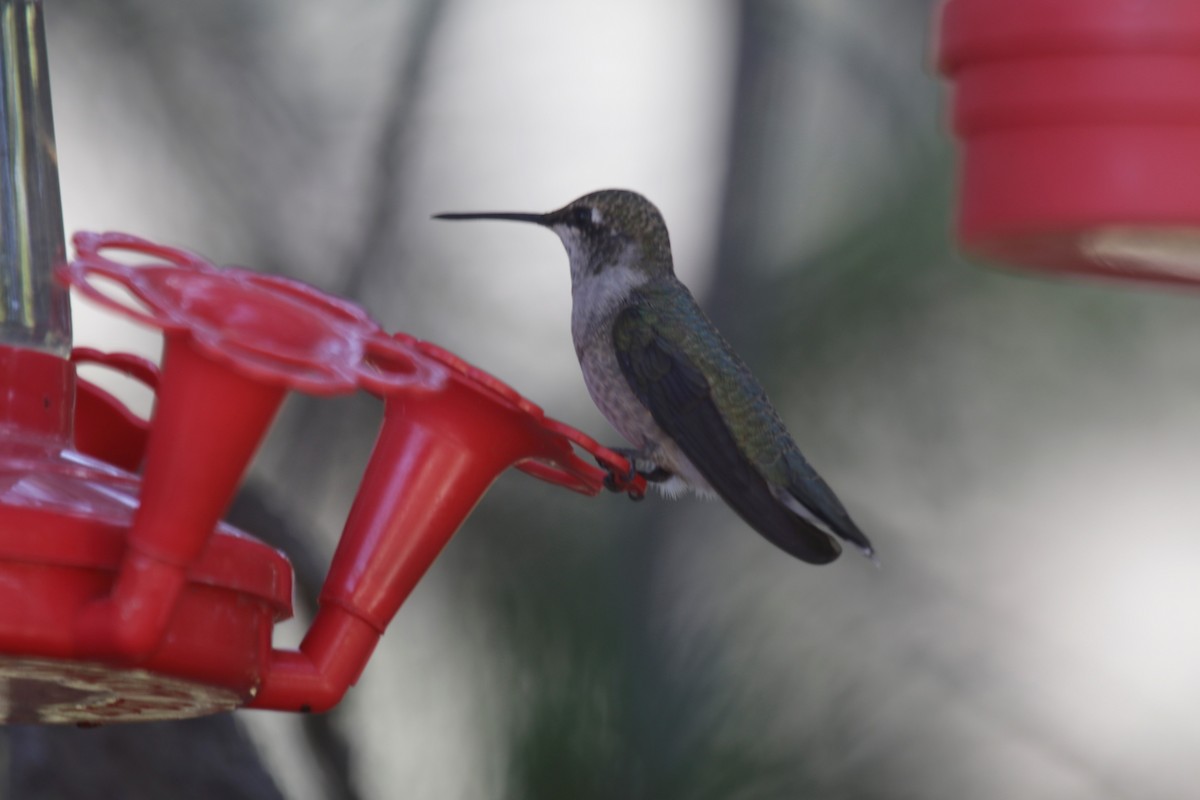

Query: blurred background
left=5, top=0, right=1200, bottom=798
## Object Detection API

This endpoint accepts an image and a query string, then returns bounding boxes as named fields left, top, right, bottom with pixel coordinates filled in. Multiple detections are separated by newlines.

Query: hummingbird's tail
left=699, top=474, right=840, bottom=563
left=779, top=491, right=875, bottom=562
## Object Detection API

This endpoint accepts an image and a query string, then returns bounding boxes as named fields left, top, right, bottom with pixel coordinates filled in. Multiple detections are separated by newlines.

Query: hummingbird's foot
left=600, top=448, right=672, bottom=500
left=602, top=453, right=640, bottom=498
left=603, top=469, right=640, bottom=498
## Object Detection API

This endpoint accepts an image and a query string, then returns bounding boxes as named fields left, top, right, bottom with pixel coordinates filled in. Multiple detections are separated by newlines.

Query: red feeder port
left=937, top=0, right=1200, bottom=285
left=0, top=232, right=642, bottom=723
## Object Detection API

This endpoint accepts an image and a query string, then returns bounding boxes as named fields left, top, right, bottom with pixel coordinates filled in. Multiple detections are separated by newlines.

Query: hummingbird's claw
left=598, top=449, right=647, bottom=500
left=598, top=448, right=675, bottom=502
left=602, top=471, right=645, bottom=501
left=602, top=470, right=626, bottom=493
left=601, top=453, right=638, bottom=492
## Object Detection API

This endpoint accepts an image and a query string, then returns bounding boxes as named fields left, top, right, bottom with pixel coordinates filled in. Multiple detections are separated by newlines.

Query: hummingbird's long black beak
left=433, top=211, right=549, bottom=225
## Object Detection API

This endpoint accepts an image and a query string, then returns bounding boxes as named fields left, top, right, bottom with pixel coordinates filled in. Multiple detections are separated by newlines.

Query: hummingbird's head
left=435, top=189, right=675, bottom=284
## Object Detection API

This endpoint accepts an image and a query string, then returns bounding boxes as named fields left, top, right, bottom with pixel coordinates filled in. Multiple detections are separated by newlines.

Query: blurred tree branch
left=273, top=0, right=449, bottom=506
left=337, top=0, right=447, bottom=303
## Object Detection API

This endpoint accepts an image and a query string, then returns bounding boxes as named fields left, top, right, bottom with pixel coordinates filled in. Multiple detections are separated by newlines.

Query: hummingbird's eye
left=571, top=206, right=594, bottom=228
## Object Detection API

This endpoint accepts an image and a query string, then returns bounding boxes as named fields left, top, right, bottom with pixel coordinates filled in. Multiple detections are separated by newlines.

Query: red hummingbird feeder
left=937, top=0, right=1200, bottom=285
left=0, top=1, right=642, bottom=724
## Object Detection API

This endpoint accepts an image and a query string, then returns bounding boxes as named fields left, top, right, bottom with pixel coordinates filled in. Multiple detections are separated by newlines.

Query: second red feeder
left=938, top=0, right=1200, bottom=285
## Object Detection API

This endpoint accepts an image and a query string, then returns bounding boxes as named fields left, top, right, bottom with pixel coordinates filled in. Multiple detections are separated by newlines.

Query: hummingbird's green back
left=613, top=277, right=869, bottom=561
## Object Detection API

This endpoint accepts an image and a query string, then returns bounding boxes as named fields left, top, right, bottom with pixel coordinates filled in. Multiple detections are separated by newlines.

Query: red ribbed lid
left=939, top=0, right=1200, bottom=74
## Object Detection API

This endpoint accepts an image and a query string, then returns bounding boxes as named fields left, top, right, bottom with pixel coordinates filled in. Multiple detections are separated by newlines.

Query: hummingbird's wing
left=612, top=294, right=846, bottom=564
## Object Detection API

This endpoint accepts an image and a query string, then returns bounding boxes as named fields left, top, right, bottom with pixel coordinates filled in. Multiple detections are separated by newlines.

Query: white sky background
left=38, top=1, right=1200, bottom=798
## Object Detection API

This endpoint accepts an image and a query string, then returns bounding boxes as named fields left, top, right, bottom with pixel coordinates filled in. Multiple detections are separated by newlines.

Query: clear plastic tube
left=0, top=1, right=69, bottom=355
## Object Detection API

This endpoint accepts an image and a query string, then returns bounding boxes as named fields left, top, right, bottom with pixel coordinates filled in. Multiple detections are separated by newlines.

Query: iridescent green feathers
left=612, top=279, right=871, bottom=563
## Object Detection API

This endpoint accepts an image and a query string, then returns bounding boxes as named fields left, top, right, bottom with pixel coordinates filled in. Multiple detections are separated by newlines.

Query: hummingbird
left=435, top=189, right=873, bottom=564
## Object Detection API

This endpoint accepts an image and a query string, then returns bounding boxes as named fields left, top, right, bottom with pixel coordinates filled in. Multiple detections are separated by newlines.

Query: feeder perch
left=938, top=0, right=1200, bottom=285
